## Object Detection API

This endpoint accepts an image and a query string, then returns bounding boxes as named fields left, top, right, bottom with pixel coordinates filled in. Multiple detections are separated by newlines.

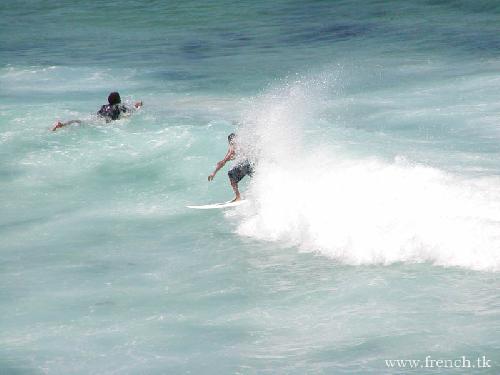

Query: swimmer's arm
left=125, top=101, right=143, bottom=112
left=52, top=120, right=81, bottom=131
left=119, top=101, right=143, bottom=119
left=208, top=147, right=235, bottom=181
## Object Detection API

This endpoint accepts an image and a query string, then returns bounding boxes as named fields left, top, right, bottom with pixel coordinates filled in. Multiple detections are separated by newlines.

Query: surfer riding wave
left=208, top=133, right=254, bottom=202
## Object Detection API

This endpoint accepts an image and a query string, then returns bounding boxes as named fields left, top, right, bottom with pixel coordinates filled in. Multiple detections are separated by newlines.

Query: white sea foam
left=233, top=76, right=500, bottom=271
left=0, top=65, right=138, bottom=93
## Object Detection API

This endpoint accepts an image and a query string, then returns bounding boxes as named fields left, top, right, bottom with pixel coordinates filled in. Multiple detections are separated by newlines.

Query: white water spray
left=233, top=75, right=500, bottom=271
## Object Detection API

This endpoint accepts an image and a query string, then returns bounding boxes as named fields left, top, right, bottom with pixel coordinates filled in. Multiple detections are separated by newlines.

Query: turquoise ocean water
left=1, top=0, right=500, bottom=373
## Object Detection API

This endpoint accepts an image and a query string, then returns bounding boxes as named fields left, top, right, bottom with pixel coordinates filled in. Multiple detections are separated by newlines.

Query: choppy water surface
left=1, top=0, right=499, bottom=373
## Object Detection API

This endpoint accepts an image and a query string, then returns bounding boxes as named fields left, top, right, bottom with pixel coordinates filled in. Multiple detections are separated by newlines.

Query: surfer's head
left=228, top=133, right=236, bottom=144
left=108, top=92, right=121, bottom=105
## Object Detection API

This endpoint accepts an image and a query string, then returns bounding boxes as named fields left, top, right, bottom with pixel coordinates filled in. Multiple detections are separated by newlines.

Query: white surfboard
left=187, top=200, right=247, bottom=210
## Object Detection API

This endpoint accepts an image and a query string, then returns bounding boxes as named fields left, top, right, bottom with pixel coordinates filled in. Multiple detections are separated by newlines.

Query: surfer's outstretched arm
left=124, top=101, right=143, bottom=114
left=208, top=147, right=235, bottom=181
left=52, top=120, right=82, bottom=131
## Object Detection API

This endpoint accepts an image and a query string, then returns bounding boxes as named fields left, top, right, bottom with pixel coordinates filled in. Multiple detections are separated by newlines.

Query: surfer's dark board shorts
left=228, top=161, right=254, bottom=183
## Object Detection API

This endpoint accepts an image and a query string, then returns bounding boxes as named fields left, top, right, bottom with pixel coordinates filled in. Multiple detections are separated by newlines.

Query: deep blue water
left=1, top=1, right=500, bottom=373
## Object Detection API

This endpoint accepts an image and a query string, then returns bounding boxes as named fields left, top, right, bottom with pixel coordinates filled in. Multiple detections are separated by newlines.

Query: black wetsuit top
left=97, top=104, right=128, bottom=122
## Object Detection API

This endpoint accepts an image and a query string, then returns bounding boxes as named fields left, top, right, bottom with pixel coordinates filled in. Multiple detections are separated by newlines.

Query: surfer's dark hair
left=228, top=133, right=236, bottom=143
left=108, top=92, right=121, bottom=105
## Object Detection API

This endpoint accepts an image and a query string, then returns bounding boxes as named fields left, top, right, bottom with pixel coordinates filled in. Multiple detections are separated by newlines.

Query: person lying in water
left=52, top=92, right=142, bottom=131
left=208, top=132, right=254, bottom=202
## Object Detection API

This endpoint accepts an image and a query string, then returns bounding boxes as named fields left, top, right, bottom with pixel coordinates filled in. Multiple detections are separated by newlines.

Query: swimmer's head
left=108, top=92, right=121, bottom=105
left=228, top=133, right=236, bottom=144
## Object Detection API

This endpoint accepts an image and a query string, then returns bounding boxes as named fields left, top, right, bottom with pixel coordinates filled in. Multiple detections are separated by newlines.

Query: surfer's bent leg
left=228, top=162, right=253, bottom=202
left=229, top=179, right=241, bottom=202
